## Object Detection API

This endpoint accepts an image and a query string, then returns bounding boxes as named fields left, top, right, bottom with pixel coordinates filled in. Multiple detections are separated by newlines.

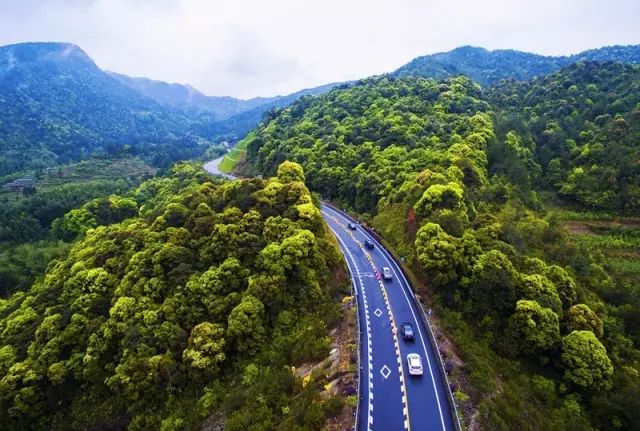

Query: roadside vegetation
left=0, top=161, right=350, bottom=430
left=244, top=63, right=640, bottom=429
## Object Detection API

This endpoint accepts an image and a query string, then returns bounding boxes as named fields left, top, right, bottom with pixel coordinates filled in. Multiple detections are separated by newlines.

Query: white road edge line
left=327, top=222, right=373, bottom=431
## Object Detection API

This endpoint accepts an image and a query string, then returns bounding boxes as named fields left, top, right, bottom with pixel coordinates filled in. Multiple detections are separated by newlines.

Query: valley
left=1, top=34, right=639, bottom=431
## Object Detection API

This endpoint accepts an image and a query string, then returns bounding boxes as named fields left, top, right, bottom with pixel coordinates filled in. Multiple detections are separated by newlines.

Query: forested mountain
left=395, top=44, right=640, bottom=85
left=489, top=61, right=640, bottom=212
left=0, top=42, right=341, bottom=177
left=242, top=67, right=640, bottom=429
left=0, top=161, right=347, bottom=430
left=197, top=82, right=343, bottom=142
left=0, top=42, right=217, bottom=175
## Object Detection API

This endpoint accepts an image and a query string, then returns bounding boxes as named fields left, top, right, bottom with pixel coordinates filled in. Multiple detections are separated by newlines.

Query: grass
left=573, top=232, right=640, bottom=250
left=550, top=209, right=620, bottom=221
left=218, top=135, right=250, bottom=174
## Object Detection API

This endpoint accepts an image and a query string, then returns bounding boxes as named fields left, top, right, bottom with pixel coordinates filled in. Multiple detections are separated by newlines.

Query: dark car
left=347, top=222, right=357, bottom=230
left=364, top=239, right=374, bottom=249
left=400, top=322, right=415, bottom=341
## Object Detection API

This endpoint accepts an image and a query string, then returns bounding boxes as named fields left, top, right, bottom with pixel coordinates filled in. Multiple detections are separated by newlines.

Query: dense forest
left=489, top=61, right=640, bottom=212
left=0, top=42, right=220, bottom=176
left=2, top=38, right=639, bottom=430
left=0, top=161, right=349, bottom=430
left=0, top=158, right=158, bottom=297
left=243, top=63, right=640, bottom=429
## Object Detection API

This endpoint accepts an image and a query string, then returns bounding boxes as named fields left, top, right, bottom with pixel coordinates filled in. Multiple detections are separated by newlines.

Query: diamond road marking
left=374, top=308, right=383, bottom=317
left=380, top=365, right=391, bottom=379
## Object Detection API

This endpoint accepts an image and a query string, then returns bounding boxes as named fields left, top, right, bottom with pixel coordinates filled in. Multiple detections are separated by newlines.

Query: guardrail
left=323, top=202, right=464, bottom=431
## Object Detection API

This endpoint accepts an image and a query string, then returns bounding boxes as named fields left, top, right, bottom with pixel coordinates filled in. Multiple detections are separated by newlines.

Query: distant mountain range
left=394, top=45, right=640, bottom=85
left=108, top=72, right=276, bottom=119
left=1, top=40, right=639, bottom=178
left=107, top=61, right=342, bottom=140
left=0, top=42, right=207, bottom=174
left=0, top=42, right=340, bottom=175
left=108, top=71, right=340, bottom=121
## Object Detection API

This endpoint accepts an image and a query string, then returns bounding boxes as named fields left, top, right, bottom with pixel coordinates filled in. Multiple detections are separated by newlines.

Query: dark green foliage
left=0, top=240, right=70, bottom=297
left=0, top=162, right=343, bottom=430
left=0, top=42, right=214, bottom=176
left=489, top=62, right=640, bottom=212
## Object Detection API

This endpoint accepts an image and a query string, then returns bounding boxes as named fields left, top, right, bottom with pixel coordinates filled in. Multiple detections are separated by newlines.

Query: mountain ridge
left=109, top=70, right=341, bottom=121
left=394, top=44, right=640, bottom=85
left=0, top=41, right=208, bottom=175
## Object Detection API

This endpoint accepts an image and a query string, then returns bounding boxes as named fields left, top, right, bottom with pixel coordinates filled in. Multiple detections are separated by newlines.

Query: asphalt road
left=321, top=204, right=455, bottom=431
left=203, top=155, right=235, bottom=180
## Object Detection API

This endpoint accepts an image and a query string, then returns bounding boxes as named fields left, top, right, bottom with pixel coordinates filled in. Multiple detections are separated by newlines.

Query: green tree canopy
left=561, top=330, right=613, bottom=392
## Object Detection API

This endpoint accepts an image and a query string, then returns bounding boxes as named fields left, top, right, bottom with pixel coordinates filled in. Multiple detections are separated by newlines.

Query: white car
left=407, top=353, right=423, bottom=376
left=382, top=266, right=393, bottom=280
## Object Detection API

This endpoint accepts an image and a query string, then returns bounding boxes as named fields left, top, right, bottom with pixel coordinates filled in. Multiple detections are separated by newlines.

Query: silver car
left=382, top=266, right=393, bottom=280
left=407, top=353, right=423, bottom=376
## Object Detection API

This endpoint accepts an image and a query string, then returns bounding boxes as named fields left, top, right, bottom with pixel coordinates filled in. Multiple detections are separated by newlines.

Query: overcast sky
left=1, top=0, right=639, bottom=99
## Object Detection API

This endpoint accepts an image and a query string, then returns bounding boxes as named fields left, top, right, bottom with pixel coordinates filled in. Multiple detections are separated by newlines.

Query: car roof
left=401, top=322, right=412, bottom=328
left=408, top=354, right=421, bottom=365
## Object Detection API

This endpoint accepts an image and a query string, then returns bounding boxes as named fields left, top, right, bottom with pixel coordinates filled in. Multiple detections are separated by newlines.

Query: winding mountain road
left=203, top=155, right=235, bottom=179
left=202, top=158, right=458, bottom=430
left=321, top=204, right=456, bottom=431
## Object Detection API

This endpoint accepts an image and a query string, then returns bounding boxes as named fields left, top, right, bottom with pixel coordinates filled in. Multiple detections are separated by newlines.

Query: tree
left=470, top=250, right=520, bottom=317
left=507, top=300, right=560, bottom=355
left=566, top=304, right=603, bottom=338
left=561, top=331, right=613, bottom=392
left=277, top=161, right=305, bottom=183
left=182, top=322, right=226, bottom=373
left=518, top=274, right=563, bottom=316
left=545, top=265, right=577, bottom=310
left=414, top=182, right=465, bottom=217
left=227, top=295, right=266, bottom=355
left=415, top=222, right=463, bottom=289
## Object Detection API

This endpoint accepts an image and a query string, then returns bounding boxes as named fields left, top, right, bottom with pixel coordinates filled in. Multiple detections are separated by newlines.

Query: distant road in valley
left=203, top=156, right=235, bottom=179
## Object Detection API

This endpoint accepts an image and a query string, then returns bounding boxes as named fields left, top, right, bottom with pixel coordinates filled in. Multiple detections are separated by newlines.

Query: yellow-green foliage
left=0, top=162, right=344, bottom=430
left=243, top=73, right=639, bottom=429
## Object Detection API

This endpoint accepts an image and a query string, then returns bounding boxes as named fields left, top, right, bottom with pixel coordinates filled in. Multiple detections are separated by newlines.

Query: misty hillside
left=107, top=72, right=276, bottom=119
left=0, top=42, right=212, bottom=174
left=110, top=71, right=341, bottom=121
left=394, top=44, right=640, bottom=85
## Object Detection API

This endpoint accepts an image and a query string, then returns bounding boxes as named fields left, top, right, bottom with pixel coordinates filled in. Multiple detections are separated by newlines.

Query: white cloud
left=0, top=0, right=638, bottom=98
